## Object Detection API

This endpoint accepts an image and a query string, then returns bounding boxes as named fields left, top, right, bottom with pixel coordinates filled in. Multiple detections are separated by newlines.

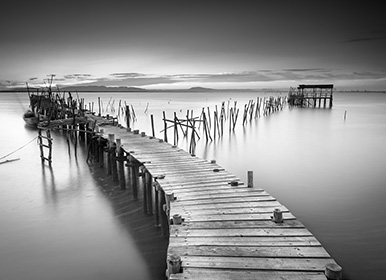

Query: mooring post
left=272, top=208, right=283, bottom=223
left=172, top=214, right=182, bottom=225
left=325, top=263, right=342, bottom=280
left=247, top=171, right=253, bottom=188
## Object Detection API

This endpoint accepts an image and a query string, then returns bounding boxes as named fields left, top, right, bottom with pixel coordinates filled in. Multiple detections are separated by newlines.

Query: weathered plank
left=169, top=268, right=327, bottom=280
left=169, top=245, right=331, bottom=258
left=170, top=226, right=314, bottom=237
left=179, top=256, right=336, bottom=271
left=179, top=219, right=305, bottom=229
left=168, top=236, right=322, bottom=247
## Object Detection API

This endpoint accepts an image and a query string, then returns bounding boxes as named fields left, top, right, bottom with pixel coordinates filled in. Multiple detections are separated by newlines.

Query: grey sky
left=1, top=1, right=385, bottom=90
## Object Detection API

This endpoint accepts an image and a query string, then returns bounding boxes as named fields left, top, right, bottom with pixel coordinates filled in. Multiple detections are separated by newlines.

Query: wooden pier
left=288, top=84, right=333, bottom=108
left=26, top=83, right=341, bottom=279
left=85, top=118, right=342, bottom=280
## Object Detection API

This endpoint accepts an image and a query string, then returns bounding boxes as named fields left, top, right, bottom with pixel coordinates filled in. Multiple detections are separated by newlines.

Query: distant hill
left=188, top=87, right=214, bottom=92
left=60, top=85, right=147, bottom=92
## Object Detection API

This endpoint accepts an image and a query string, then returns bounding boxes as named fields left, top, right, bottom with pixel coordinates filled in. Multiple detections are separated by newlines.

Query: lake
left=1, top=90, right=385, bottom=279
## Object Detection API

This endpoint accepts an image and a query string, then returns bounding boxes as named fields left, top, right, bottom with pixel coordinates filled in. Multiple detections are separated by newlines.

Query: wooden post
left=126, top=105, right=130, bottom=129
left=98, top=97, right=101, bottom=116
left=329, top=94, right=333, bottom=108
left=272, top=208, right=283, bottom=223
left=163, top=111, right=168, bottom=143
left=166, top=255, right=182, bottom=279
left=150, top=114, right=155, bottom=138
left=140, top=167, right=147, bottom=214
left=126, top=155, right=139, bottom=199
left=98, top=129, right=104, bottom=167
left=111, top=144, right=118, bottom=181
left=325, top=263, right=342, bottom=280
left=247, top=171, right=253, bottom=188
left=172, top=214, right=182, bottom=225
left=145, top=170, right=153, bottom=215
left=154, top=181, right=160, bottom=227
left=159, top=188, right=169, bottom=236
left=107, top=134, right=114, bottom=176
left=116, top=139, right=126, bottom=190
left=166, top=254, right=182, bottom=277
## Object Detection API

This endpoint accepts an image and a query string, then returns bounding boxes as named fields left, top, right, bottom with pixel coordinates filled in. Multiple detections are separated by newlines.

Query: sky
left=1, top=1, right=386, bottom=90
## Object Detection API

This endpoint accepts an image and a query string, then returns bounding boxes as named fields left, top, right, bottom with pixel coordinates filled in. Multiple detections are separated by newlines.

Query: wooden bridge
left=83, top=116, right=343, bottom=280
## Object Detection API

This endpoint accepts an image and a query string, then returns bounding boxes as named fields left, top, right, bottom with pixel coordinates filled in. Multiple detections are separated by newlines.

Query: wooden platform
left=96, top=123, right=340, bottom=280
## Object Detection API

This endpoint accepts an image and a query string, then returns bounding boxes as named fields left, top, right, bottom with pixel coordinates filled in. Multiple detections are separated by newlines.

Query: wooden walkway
left=95, top=123, right=341, bottom=280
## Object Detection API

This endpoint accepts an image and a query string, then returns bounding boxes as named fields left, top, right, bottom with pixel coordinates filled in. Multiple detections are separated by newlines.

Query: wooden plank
left=168, top=196, right=277, bottom=206
left=170, top=268, right=327, bottom=280
left=171, top=190, right=271, bottom=202
left=170, top=205, right=289, bottom=216
left=168, top=236, right=322, bottom=247
left=171, top=200, right=282, bottom=210
left=179, top=219, right=305, bottom=229
left=179, top=256, right=336, bottom=271
left=169, top=245, right=331, bottom=258
left=170, top=227, right=313, bottom=237
left=179, top=213, right=296, bottom=222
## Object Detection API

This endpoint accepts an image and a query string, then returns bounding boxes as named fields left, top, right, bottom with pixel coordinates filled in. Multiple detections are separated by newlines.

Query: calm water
left=1, top=91, right=386, bottom=279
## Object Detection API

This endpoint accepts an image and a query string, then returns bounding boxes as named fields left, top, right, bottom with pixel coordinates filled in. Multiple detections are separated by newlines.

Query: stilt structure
left=288, top=84, right=333, bottom=108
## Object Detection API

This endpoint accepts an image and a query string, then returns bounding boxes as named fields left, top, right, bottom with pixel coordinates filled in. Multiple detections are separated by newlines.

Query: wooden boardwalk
left=94, top=123, right=341, bottom=280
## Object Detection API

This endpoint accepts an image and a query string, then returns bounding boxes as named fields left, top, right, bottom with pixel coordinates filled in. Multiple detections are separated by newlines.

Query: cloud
left=77, top=69, right=386, bottom=88
left=110, top=72, right=146, bottom=79
left=63, top=73, right=93, bottom=80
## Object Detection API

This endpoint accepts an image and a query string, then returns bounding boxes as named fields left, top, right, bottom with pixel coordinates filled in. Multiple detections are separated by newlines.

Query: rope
left=0, top=136, right=38, bottom=160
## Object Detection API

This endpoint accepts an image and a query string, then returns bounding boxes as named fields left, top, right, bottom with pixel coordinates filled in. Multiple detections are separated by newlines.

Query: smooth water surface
left=1, top=91, right=386, bottom=279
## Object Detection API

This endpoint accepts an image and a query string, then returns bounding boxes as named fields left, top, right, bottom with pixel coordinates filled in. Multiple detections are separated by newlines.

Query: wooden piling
left=159, top=188, right=169, bottom=237
left=247, top=171, right=253, bottom=188
left=151, top=114, right=155, bottom=138
left=154, top=181, right=160, bottom=227
left=325, top=263, right=342, bottom=280
left=116, top=138, right=126, bottom=190
left=145, top=170, right=153, bottom=215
